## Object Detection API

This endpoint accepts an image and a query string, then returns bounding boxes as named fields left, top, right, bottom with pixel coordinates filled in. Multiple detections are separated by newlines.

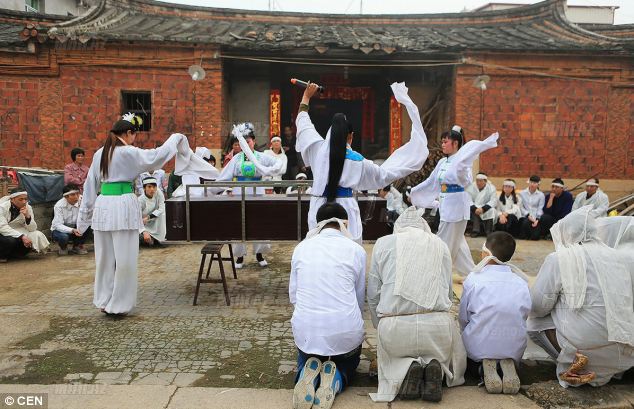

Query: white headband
left=296, top=173, right=307, bottom=179
left=63, top=189, right=80, bottom=197
left=586, top=181, right=599, bottom=187
left=142, top=177, right=158, bottom=186
left=503, top=180, right=516, bottom=188
left=551, top=183, right=565, bottom=188
left=9, top=191, right=27, bottom=199
left=271, top=136, right=281, bottom=143
left=475, top=173, right=488, bottom=180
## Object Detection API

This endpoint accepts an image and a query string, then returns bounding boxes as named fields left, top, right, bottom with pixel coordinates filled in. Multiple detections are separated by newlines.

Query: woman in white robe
left=78, top=113, right=199, bottom=315
left=495, top=179, right=522, bottom=235
left=293, top=82, right=430, bottom=243
left=410, top=128, right=499, bottom=277
left=138, top=178, right=166, bottom=244
left=528, top=206, right=634, bottom=387
left=368, top=207, right=466, bottom=402
left=263, top=136, right=288, bottom=186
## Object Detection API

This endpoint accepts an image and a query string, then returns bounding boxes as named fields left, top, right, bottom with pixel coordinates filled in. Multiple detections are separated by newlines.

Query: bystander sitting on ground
left=467, top=173, right=497, bottom=237
left=51, top=183, right=91, bottom=255
left=540, top=178, right=574, bottom=238
left=495, top=179, right=522, bottom=236
left=0, top=187, right=50, bottom=262
left=138, top=177, right=166, bottom=247
left=572, top=178, right=609, bottom=218
left=518, top=175, right=545, bottom=241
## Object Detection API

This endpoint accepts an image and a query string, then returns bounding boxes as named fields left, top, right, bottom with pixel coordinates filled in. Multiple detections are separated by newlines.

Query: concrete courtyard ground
left=0, top=237, right=632, bottom=409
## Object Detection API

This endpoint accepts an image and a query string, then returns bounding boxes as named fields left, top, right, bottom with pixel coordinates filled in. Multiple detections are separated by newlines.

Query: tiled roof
left=2, top=0, right=632, bottom=55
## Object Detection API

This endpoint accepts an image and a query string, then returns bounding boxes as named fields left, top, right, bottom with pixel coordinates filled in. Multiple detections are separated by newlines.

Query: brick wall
left=0, top=44, right=223, bottom=170
left=455, top=57, right=634, bottom=180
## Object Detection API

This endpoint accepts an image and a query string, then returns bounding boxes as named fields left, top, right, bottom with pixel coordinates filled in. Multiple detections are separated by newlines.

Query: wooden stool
left=193, top=242, right=238, bottom=306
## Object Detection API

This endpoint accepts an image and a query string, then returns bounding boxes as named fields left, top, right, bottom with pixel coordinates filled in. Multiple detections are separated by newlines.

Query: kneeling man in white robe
left=368, top=206, right=466, bottom=403
left=138, top=177, right=166, bottom=247
left=459, top=231, right=531, bottom=394
left=290, top=202, right=366, bottom=409
left=528, top=206, right=634, bottom=388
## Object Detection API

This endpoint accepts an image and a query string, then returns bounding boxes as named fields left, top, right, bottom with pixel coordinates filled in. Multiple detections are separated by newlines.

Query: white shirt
left=51, top=197, right=80, bottom=234
left=289, top=228, right=366, bottom=355
left=466, top=181, right=497, bottom=221
left=459, top=264, right=531, bottom=363
left=262, top=149, right=288, bottom=181
left=496, top=194, right=522, bottom=220
left=572, top=189, right=609, bottom=218
left=519, top=188, right=545, bottom=219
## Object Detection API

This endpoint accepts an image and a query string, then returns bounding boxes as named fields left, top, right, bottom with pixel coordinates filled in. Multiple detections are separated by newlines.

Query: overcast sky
left=159, top=0, right=633, bottom=24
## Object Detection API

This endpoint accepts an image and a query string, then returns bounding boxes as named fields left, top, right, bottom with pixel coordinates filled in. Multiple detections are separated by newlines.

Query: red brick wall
left=0, top=44, right=223, bottom=170
left=455, top=60, right=634, bottom=180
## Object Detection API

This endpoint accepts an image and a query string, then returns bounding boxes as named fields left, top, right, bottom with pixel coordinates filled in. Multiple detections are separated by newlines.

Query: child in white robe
left=410, top=127, right=499, bottom=277
left=138, top=176, right=166, bottom=246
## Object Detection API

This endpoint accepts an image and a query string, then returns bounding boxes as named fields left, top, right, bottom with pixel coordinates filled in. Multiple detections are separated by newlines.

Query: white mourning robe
left=262, top=149, right=288, bottom=181
left=386, top=186, right=407, bottom=215
left=528, top=252, right=634, bottom=387
left=519, top=188, right=545, bottom=219
left=79, top=133, right=198, bottom=314
left=466, top=181, right=497, bottom=221
left=0, top=200, right=49, bottom=252
left=572, top=189, right=609, bottom=218
left=495, top=194, right=522, bottom=223
left=459, top=265, right=531, bottom=363
left=51, top=197, right=80, bottom=233
left=289, top=228, right=366, bottom=356
left=295, top=83, right=430, bottom=243
left=367, top=233, right=466, bottom=402
left=138, top=189, right=166, bottom=242
left=410, top=133, right=498, bottom=276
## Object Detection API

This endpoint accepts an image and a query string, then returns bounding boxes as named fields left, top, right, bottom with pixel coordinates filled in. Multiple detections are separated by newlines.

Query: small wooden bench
left=193, top=242, right=237, bottom=306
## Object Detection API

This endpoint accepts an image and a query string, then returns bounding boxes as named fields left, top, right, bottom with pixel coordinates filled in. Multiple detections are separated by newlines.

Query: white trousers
left=93, top=229, right=139, bottom=314
left=437, top=220, right=475, bottom=277
left=233, top=243, right=271, bottom=258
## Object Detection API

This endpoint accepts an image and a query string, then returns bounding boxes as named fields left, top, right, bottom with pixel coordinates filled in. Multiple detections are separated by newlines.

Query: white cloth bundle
left=392, top=207, right=446, bottom=309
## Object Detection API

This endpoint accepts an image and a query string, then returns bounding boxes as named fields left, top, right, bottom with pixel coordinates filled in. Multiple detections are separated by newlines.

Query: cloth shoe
left=314, top=360, right=342, bottom=409
left=483, top=359, right=503, bottom=394
left=256, top=253, right=268, bottom=267
left=500, top=359, right=520, bottom=394
left=399, top=361, right=424, bottom=400
left=422, top=359, right=443, bottom=402
left=293, top=357, right=321, bottom=409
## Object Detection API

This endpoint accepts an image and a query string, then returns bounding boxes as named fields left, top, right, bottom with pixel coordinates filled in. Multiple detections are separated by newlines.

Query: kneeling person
left=368, top=207, right=466, bottom=403
left=459, top=231, right=531, bottom=394
left=138, top=177, right=166, bottom=247
left=0, top=188, right=49, bottom=261
left=290, top=203, right=365, bottom=409
left=51, top=184, right=91, bottom=255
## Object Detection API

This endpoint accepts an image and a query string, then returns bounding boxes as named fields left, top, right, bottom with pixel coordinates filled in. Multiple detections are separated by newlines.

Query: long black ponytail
left=326, top=113, right=352, bottom=202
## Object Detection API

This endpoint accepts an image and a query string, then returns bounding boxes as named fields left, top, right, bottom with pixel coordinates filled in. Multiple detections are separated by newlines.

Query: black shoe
left=422, top=359, right=443, bottom=402
left=256, top=253, right=264, bottom=262
left=399, top=361, right=424, bottom=400
left=236, top=256, right=244, bottom=264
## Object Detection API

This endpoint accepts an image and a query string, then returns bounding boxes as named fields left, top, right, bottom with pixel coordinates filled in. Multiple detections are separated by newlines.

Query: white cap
left=142, top=177, right=158, bottom=186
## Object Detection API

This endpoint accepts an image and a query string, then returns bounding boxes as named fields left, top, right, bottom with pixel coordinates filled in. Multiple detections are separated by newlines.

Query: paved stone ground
left=0, top=237, right=632, bottom=408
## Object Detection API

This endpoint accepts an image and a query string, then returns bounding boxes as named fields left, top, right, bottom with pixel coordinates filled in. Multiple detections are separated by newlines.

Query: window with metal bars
left=121, top=91, right=152, bottom=131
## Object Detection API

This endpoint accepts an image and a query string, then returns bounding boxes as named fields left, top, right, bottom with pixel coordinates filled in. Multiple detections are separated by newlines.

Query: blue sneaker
left=314, top=360, right=342, bottom=409
left=293, top=357, right=321, bottom=409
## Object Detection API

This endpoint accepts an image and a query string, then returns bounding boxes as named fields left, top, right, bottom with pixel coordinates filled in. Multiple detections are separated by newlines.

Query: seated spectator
left=223, top=136, right=242, bottom=168
left=378, top=185, right=407, bottom=223
left=528, top=206, right=634, bottom=387
left=135, top=169, right=167, bottom=196
left=368, top=207, right=466, bottom=403
left=495, top=179, right=522, bottom=236
left=51, top=184, right=91, bottom=255
left=518, top=175, right=545, bottom=241
left=138, top=177, right=166, bottom=247
left=572, top=178, right=609, bottom=218
left=540, top=178, right=573, bottom=238
left=467, top=173, right=497, bottom=237
left=0, top=188, right=49, bottom=262
left=285, top=173, right=312, bottom=195
left=290, top=203, right=365, bottom=409
left=64, top=147, right=89, bottom=193
left=459, top=232, right=530, bottom=394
